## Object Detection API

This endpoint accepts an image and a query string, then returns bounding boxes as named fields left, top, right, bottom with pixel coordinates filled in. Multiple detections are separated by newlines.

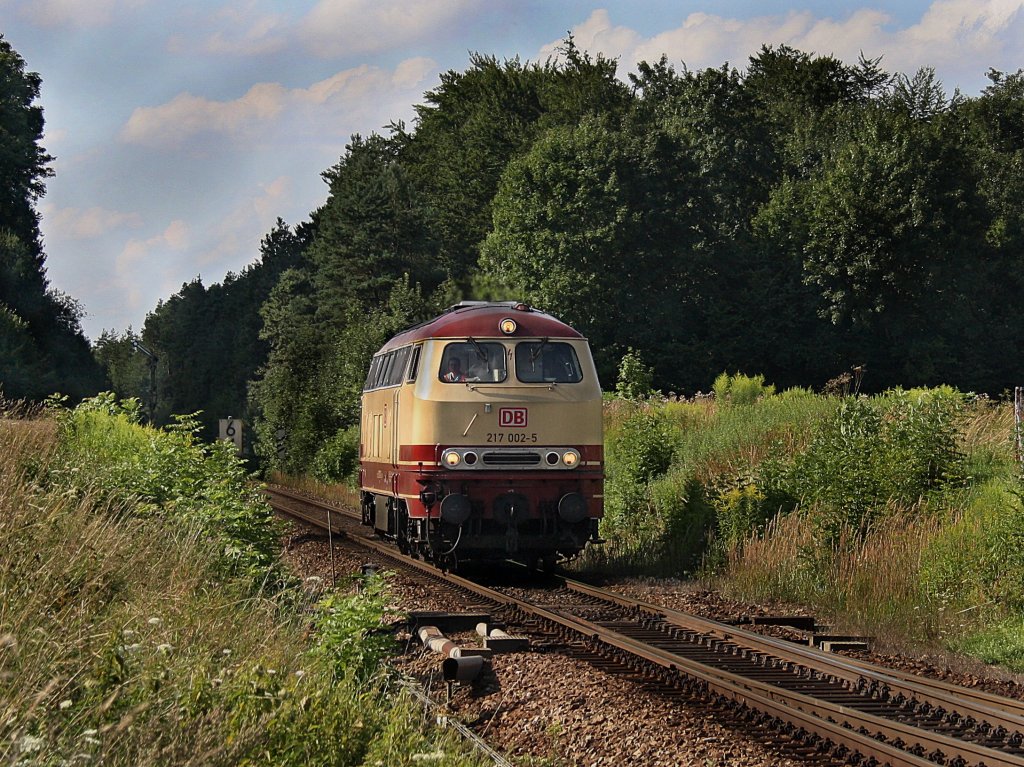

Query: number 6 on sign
left=218, top=418, right=244, bottom=456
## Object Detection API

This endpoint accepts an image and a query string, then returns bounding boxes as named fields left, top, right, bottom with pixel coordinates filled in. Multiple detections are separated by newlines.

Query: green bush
left=1, top=404, right=481, bottom=767
left=766, top=390, right=966, bottom=546
left=615, top=348, right=655, bottom=400
left=313, top=574, right=398, bottom=681
left=608, top=406, right=675, bottom=485
left=713, top=371, right=775, bottom=405
left=713, top=480, right=769, bottom=547
left=311, top=425, right=361, bottom=484
left=52, top=392, right=283, bottom=587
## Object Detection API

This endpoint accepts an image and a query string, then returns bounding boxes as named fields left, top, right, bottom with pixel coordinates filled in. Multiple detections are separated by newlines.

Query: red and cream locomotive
left=358, top=301, right=604, bottom=569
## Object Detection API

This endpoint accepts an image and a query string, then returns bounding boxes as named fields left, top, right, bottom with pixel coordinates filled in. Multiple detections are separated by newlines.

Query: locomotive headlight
left=442, top=449, right=462, bottom=468
left=561, top=449, right=580, bottom=468
left=499, top=318, right=517, bottom=335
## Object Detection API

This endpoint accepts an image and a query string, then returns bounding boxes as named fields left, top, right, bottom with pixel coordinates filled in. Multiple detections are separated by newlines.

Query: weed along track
left=267, top=486, right=1024, bottom=767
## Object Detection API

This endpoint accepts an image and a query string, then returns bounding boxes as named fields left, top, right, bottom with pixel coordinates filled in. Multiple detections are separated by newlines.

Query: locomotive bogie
left=357, top=302, right=604, bottom=566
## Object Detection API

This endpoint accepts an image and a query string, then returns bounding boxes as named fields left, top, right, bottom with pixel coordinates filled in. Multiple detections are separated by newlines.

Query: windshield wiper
left=468, top=336, right=488, bottom=361
left=530, top=337, right=550, bottom=362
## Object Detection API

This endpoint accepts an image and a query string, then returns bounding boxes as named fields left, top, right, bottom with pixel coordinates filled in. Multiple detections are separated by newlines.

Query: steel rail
left=266, top=486, right=1024, bottom=767
left=563, top=578, right=1024, bottom=727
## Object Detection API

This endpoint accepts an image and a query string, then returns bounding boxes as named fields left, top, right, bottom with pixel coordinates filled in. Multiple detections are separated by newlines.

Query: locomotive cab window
left=439, top=342, right=507, bottom=383
left=515, top=341, right=583, bottom=383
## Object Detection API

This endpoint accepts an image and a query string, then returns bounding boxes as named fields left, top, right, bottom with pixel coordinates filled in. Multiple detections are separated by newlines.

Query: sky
left=1, top=0, right=1022, bottom=340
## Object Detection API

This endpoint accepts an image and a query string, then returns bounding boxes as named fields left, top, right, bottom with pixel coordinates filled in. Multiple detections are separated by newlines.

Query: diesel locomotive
left=358, top=301, right=604, bottom=570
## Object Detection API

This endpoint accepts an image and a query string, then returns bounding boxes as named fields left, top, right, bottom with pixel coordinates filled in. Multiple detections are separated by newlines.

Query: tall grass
left=0, top=398, right=482, bottom=766
left=593, top=388, right=1024, bottom=668
left=581, top=390, right=833, bottom=575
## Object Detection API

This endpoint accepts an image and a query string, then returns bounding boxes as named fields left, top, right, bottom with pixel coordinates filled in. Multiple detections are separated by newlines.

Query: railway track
left=267, top=485, right=1024, bottom=767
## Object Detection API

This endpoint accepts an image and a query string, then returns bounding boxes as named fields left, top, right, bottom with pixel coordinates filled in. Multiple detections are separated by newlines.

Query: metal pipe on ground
left=418, top=625, right=461, bottom=657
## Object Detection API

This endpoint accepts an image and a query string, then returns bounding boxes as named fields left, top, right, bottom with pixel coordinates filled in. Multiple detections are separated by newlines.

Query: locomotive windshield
left=439, top=342, right=507, bottom=383
left=515, top=342, right=583, bottom=383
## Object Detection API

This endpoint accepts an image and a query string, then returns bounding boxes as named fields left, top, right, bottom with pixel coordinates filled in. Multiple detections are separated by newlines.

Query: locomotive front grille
left=482, top=451, right=542, bottom=466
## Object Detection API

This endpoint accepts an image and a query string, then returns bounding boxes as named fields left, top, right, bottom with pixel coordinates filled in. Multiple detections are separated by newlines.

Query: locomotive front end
left=359, top=302, right=604, bottom=570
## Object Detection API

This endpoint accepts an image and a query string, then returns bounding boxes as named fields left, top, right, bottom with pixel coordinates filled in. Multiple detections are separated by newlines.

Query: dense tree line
left=97, top=40, right=1023, bottom=473
left=0, top=36, right=104, bottom=401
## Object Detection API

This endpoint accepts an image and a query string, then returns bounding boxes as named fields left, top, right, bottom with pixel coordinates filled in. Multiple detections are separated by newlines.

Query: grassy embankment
left=0, top=394, right=480, bottom=766
left=588, top=375, right=1024, bottom=670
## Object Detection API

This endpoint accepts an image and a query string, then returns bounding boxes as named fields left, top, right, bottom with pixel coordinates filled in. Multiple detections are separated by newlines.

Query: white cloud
left=13, top=0, right=145, bottom=27
left=546, top=1, right=1024, bottom=90
left=120, top=82, right=288, bottom=148
left=47, top=205, right=142, bottom=239
left=115, top=220, right=189, bottom=311
left=298, top=0, right=479, bottom=57
left=119, top=57, right=437, bottom=149
left=200, top=4, right=289, bottom=56
left=198, top=176, right=292, bottom=269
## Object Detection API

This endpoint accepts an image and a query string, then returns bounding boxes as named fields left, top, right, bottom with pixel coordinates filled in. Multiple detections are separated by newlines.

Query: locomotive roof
left=378, top=302, right=583, bottom=352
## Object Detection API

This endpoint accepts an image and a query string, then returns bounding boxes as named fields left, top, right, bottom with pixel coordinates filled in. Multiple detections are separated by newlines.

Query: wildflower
left=122, top=629, right=135, bottom=638
left=59, top=699, right=73, bottom=710
left=266, top=668, right=277, bottom=675
left=156, top=644, right=173, bottom=654
left=84, top=736, right=101, bottom=746
left=411, top=753, right=445, bottom=763
left=221, top=648, right=231, bottom=656
left=82, top=730, right=98, bottom=737
left=147, top=617, right=161, bottom=626
left=18, top=734, right=44, bottom=754
left=294, top=670, right=305, bottom=679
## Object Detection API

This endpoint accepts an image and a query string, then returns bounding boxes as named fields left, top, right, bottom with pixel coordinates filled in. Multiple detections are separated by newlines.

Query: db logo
left=499, top=407, right=528, bottom=427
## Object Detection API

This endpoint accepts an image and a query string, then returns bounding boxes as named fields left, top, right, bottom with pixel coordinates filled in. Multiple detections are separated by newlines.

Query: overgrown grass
left=580, top=389, right=834, bottom=575
left=590, top=386, right=1024, bottom=670
left=0, top=396, right=481, bottom=766
left=268, top=470, right=361, bottom=509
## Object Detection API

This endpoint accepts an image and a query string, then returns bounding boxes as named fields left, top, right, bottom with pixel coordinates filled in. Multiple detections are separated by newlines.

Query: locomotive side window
left=439, top=342, right=507, bottom=383
left=406, top=345, right=421, bottom=382
left=515, top=342, right=583, bottom=383
left=374, top=353, right=393, bottom=389
left=385, top=346, right=411, bottom=387
left=364, top=346, right=414, bottom=391
left=364, top=355, right=382, bottom=390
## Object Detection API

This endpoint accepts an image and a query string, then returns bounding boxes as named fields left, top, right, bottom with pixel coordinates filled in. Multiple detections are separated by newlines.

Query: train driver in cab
left=443, top=357, right=466, bottom=382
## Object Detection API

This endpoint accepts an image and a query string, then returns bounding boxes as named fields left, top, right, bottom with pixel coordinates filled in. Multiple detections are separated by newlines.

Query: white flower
left=266, top=668, right=276, bottom=675
left=294, top=670, right=305, bottom=679
left=221, top=648, right=231, bottom=656
left=156, top=643, right=173, bottom=654
left=411, top=752, right=445, bottom=762
left=82, top=730, right=98, bottom=737
left=59, top=699, right=73, bottom=710
left=122, top=629, right=135, bottom=638
left=84, top=736, right=101, bottom=746
left=147, top=617, right=161, bottom=626
left=18, top=734, right=44, bottom=754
